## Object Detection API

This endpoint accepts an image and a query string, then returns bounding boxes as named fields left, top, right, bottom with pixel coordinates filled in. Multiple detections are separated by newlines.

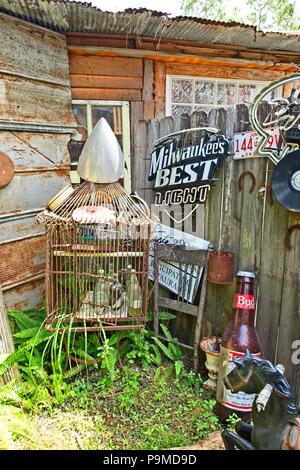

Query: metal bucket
left=208, top=251, right=234, bottom=284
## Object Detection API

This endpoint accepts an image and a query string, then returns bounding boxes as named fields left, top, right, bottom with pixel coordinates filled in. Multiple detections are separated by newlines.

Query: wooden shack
left=0, top=3, right=299, bottom=400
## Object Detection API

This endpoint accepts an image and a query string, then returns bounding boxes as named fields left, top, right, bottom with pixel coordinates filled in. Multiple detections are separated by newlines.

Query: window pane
left=92, top=106, right=123, bottom=149
left=172, top=79, right=193, bottom=103
left=195, top=81, right=214, bottom=104
left=171, top=104, right=193, bottom=118
left=238, top=85, right=257, bottom=104
left=72, top=105, right=88, bottom=141
left=217, top=83, right=236, bottom=105
left=70, top=105, right=88, bottom=166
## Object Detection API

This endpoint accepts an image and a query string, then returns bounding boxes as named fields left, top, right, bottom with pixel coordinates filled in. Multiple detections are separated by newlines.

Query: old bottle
left=94, top=269, right=110, bottom=307
left=216, top=271, right=261, bottom=422
left=110, top=274, right=123, bottom=311
left=127, top=269, right=142, bottom=317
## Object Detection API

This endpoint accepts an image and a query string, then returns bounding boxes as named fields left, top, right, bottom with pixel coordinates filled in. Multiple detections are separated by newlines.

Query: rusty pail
left=208, top=251, right=234, bottom=284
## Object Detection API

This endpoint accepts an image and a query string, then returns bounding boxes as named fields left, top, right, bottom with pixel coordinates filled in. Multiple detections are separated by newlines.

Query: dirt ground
left=15, top=410, right=225, bottom=450
left=173, top=432, right=224, bottom=450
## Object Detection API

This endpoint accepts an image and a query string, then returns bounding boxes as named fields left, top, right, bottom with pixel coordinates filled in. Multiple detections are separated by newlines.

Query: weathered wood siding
left=134, top=108, right=300, bottom=405
left=0, top=14, right=75, bottom=309
left=68, top=53, right=143, bottom=101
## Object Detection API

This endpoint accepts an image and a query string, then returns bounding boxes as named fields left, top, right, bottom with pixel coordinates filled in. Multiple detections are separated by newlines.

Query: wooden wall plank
left=143, top=60, right=155, bottom=120
left=69, top=55, right=143, bottom=77
left=166, top=63, right=282, bottom=82
left=66, top=33, right=300, bottom=67
left=70, top=74, right=142, bottom=89
left=154, top=61, right=166, bottom=119
left=71, top=87, right=141, bottom=101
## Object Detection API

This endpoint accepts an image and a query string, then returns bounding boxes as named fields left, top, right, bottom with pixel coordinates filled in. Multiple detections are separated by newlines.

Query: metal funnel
left=77, top=117, right=125, bottom=183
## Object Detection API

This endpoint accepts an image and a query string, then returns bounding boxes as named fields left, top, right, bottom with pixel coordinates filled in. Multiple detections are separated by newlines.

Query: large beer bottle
left=216, top=271, right=261, bottom=422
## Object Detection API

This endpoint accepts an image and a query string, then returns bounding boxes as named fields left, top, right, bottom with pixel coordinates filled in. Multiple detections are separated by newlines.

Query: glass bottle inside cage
left=110, top=274, right=124, bottom=310
left=93, top=269, right=110, bottom=308
left=127, top=269, right=142, bottom=317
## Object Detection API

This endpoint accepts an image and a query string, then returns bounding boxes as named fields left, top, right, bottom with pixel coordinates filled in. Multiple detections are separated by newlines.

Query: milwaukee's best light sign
left=148, top=133, right=229, bottom=205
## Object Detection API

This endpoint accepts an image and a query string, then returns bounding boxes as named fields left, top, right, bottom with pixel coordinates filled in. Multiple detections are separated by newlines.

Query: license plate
left=233, top=129, right=281, bottom=159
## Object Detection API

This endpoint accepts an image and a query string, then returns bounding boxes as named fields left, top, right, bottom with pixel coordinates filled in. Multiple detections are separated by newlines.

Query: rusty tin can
left=208, top=251, right=234, bottom=284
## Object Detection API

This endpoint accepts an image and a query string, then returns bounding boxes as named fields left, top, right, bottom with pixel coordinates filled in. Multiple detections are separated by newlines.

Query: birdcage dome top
left=37, top=181, right=154, bottom=227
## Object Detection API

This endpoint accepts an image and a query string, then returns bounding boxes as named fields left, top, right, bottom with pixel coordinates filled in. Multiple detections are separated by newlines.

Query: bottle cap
left=237, top=271, right=255, bottom=278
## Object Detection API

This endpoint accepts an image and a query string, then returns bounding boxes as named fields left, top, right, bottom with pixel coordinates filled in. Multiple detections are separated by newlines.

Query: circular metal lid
left=237, top=271, right=255, bottom=278
left=0, top=151, right=15, bottom=188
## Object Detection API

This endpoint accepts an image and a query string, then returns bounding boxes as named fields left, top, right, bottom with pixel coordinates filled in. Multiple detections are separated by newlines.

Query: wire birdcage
left=37, top=181, right=153, bottom=332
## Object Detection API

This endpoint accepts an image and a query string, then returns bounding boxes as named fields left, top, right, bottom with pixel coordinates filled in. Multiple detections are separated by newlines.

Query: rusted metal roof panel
left=0, top=236, right=46, bottom=288
left=3, top=278, right=45, bottom=310
left=0, top=2, right=299, bottom=53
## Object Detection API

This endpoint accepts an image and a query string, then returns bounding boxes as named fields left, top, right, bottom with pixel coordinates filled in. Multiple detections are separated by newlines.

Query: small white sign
left=233, top=129, right=281, bottom=160
left=149, top=224, right=210, bottom=303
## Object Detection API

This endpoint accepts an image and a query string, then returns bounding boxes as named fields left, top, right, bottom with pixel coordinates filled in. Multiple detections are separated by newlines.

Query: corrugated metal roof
left=0, top=1, right=299, bottom=53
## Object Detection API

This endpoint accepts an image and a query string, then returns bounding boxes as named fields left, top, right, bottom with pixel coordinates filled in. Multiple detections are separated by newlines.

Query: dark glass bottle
left=216, top=271, right=261, bottom=422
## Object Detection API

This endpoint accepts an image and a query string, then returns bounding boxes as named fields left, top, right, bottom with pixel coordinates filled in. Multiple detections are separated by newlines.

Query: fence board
left=134, top=106, right=300, bottom=398
left=276, top=213, right=300, bottom=406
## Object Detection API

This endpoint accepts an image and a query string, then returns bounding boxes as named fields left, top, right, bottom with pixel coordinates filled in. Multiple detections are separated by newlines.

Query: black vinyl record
left=272, top=149, right=300, bottom=212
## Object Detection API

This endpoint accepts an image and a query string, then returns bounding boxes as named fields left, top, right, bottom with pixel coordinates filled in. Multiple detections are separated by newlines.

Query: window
left=166, top=76, right=276, bottom=117
left=70, top=101, right=131, bottom=192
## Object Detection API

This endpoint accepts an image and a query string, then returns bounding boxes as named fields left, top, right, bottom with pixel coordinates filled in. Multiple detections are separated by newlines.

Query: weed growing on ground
left=0, top=308, right=224, bottom=450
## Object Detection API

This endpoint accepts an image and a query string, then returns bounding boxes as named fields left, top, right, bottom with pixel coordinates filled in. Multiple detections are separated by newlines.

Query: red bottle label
left=233, top=294, right=255, bottom=310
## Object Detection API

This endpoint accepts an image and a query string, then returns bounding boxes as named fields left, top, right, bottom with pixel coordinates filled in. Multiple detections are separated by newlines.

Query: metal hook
left=238, top=171, right=256, bottom=193
left=284, top=224, right=300, bottom=251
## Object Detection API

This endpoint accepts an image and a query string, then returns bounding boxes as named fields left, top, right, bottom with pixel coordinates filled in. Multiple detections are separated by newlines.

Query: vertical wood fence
left=132, top=105, right=300, bottom=405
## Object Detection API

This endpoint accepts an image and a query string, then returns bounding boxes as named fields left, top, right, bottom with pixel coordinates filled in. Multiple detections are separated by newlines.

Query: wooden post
left=0, top=286, right=19, bottom=385
left=193, top=263, right=208, bottom=372
left=153, top=241, right=159, bottom=337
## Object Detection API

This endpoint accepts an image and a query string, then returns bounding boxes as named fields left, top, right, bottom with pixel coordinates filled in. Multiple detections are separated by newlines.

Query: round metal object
left=47, top=185, right=74, bottom=212
left=0, top=152, right=15, bottom=188
left=272, top=149, right=300, bottom=212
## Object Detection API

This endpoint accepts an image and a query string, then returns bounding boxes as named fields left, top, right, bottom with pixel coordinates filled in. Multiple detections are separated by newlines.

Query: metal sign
left=250, top=73, right=300, bottom=164
left=148, top=128, right=229, bottom=207
left=148, top=224, right=210, bottom=303
left=233, top=128, right=281, bottom=160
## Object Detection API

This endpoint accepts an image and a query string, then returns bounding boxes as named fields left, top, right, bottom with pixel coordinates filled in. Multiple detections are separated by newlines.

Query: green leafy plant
left=152, top=324, right=184, bottom=376
left=0, top=404, right=35, bottom=449
left=194, top=399, right=220, bottom=438
left=226, top=412, right=241, bottom=429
